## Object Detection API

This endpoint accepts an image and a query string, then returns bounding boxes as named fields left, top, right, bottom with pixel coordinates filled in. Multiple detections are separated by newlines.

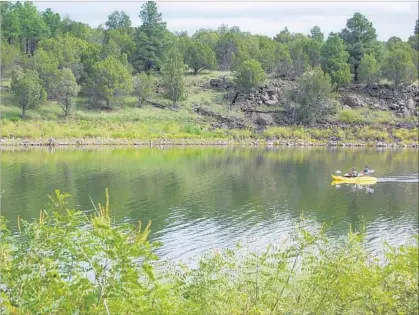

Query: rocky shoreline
left=1, top=137, right=417, bottom=148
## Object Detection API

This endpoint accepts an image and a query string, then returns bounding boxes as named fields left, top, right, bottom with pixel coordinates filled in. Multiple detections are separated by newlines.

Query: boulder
left=400, top=93, right=409, bottom=101
left=254, top=113, right=274, bottom=126
left=208, top=77, right=233, bottom=90
left=389, top=103, right=399, bottom=110
left=260, top=93, right=269, bottom=102
left=266, top=88, right=277, bottom=96
left=379, top=88, right=394, bottom=98
left=209, top=78, right=222, bottom=87
left=342, top=105, right=351, bottom=110
left=269, top=94, right=278, bottom=102
left=343, top=95, right=365, bottom=107
left=406, top=99, right=415, bottom=110
left=264, top=100, right=279, bottom=106
left=378, top=99, right=389, bottom=108
left=372, top=104, right=383, bottom=111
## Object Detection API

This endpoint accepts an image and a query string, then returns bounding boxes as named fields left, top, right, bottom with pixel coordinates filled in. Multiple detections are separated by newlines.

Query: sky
left=33, top=1, right=418, bottom=41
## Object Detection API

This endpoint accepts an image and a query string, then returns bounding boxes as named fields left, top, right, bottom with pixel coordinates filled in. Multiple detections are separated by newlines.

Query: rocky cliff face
left=204, top=76, right=419, bottom=127
left=338, top=84, right=419, bottom=118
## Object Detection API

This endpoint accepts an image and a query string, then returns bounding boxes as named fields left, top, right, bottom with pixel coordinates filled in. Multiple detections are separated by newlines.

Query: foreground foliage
left=0, top=190, right=417, bottom=314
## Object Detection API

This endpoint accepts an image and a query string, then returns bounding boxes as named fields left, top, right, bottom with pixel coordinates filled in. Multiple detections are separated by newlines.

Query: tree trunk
left=354, top=64, right=358, bottom=82
left=64, top=97, right=70, bottom=117
left=21, top=106, right=26, bottom=118
left=229, top=92, right=239, bottom=110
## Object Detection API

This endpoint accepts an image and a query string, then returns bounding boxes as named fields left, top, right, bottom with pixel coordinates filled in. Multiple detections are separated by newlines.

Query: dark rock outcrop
left=204, top=77, right=419, bottom=129
left=341, top=95, right=365, bottom=108
left=339, top=84, right=419, bottom=116
left=253, top=113, right=274, bottom=126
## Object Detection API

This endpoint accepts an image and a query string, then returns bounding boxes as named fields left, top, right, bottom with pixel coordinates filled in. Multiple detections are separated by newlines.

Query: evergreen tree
left=321, top=33, right=351, bottom=88
left=161, top=47, right=187, bottom=108
left=340, top=13, right=377, bottom=81
left=132, top=1, right=169, bottom=72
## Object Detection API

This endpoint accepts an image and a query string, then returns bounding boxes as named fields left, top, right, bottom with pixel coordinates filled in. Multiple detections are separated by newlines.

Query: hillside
left=1, top=71, right=418, bottom=147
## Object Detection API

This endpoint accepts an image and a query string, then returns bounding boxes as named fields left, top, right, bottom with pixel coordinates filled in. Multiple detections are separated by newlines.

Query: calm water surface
left=1, top=147, right=418, bottom=260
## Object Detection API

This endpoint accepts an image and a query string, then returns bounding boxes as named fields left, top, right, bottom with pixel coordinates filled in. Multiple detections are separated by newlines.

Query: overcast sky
left=34, top=1, right=418, bottom=41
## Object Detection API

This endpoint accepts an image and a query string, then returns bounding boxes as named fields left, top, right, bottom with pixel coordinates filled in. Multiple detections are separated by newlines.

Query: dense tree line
left=1, top=1, right=418, bottom=121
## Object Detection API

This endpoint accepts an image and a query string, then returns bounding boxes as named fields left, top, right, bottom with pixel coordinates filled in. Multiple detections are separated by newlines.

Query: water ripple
left=1, top=147, right=418, bottom=261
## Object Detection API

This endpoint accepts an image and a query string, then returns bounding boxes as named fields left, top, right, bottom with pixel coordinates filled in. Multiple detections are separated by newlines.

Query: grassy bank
left=1, top=190, right=417, bottom=314
left=1, top=118, right=418, bottom=147
left=1, top=71, right=418, bottom=147
left=1, top=103, right=417, bottom=146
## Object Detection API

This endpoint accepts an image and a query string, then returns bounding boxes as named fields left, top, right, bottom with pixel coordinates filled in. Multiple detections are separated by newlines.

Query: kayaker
left=363, top=166, right=370, bottom=174
left=348, top=167, right=357, bottom=177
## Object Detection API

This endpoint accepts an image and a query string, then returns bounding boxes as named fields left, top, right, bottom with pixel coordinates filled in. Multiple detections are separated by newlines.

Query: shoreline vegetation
left=1, top=100, right=418, bottom=148
left=1, top=190, right=418, bottom=314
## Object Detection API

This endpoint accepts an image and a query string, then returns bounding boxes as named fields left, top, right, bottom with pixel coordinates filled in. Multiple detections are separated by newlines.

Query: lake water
left=1, top=146, right=418, bottom=260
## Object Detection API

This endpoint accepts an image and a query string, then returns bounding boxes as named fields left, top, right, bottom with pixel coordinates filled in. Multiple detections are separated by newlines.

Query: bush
left=133, top=72, right=156, bottom=107
left=11, top=68, right=47, bottom=117
left=285, top=68, right=334, bottom=125
left=383, top=48, right=417, bottom=86
left=89, top=56, right=133, bottom=108
left=0, top=191, right=418, bottom=315
left=161, top=47, right=187, bottom=108
left=338, top=109, right=366, bottom=123
left=0, top=190, right=163, bottom=315
left=358, top=54, right=380, bottom=85
left=234, top=59, right=266, bottom=94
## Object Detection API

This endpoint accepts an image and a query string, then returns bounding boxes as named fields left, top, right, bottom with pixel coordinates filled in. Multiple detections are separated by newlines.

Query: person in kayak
left=363, top=166, right=370, bottom=174
left=348, top=167, right=357, bottom=177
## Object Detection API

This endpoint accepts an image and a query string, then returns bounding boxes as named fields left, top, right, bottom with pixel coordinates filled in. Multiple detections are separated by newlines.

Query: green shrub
left=285, top=68, right=334, bottom=125
left=0, top=191, right=417, bottom=315
left=338, top=109, right=366, bottom=123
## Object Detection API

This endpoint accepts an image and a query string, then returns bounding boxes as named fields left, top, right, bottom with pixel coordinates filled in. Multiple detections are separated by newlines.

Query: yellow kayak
left=331, top=174, right=377, bottom=184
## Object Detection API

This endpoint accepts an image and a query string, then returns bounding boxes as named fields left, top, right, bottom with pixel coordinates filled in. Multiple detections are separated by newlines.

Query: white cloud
left=33, top=1, right=418, bottom=41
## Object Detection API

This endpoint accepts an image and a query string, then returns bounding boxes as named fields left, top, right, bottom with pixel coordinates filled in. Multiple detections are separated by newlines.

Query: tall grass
left=0, top=190, right=417, bottom=315
left=336, top=108, right=409, bottom=125
left=1, top=114, right=417, bottom=144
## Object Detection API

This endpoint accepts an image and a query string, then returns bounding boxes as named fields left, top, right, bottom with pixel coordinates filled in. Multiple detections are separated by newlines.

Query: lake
left=1, top=146, right=418, bottom=260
